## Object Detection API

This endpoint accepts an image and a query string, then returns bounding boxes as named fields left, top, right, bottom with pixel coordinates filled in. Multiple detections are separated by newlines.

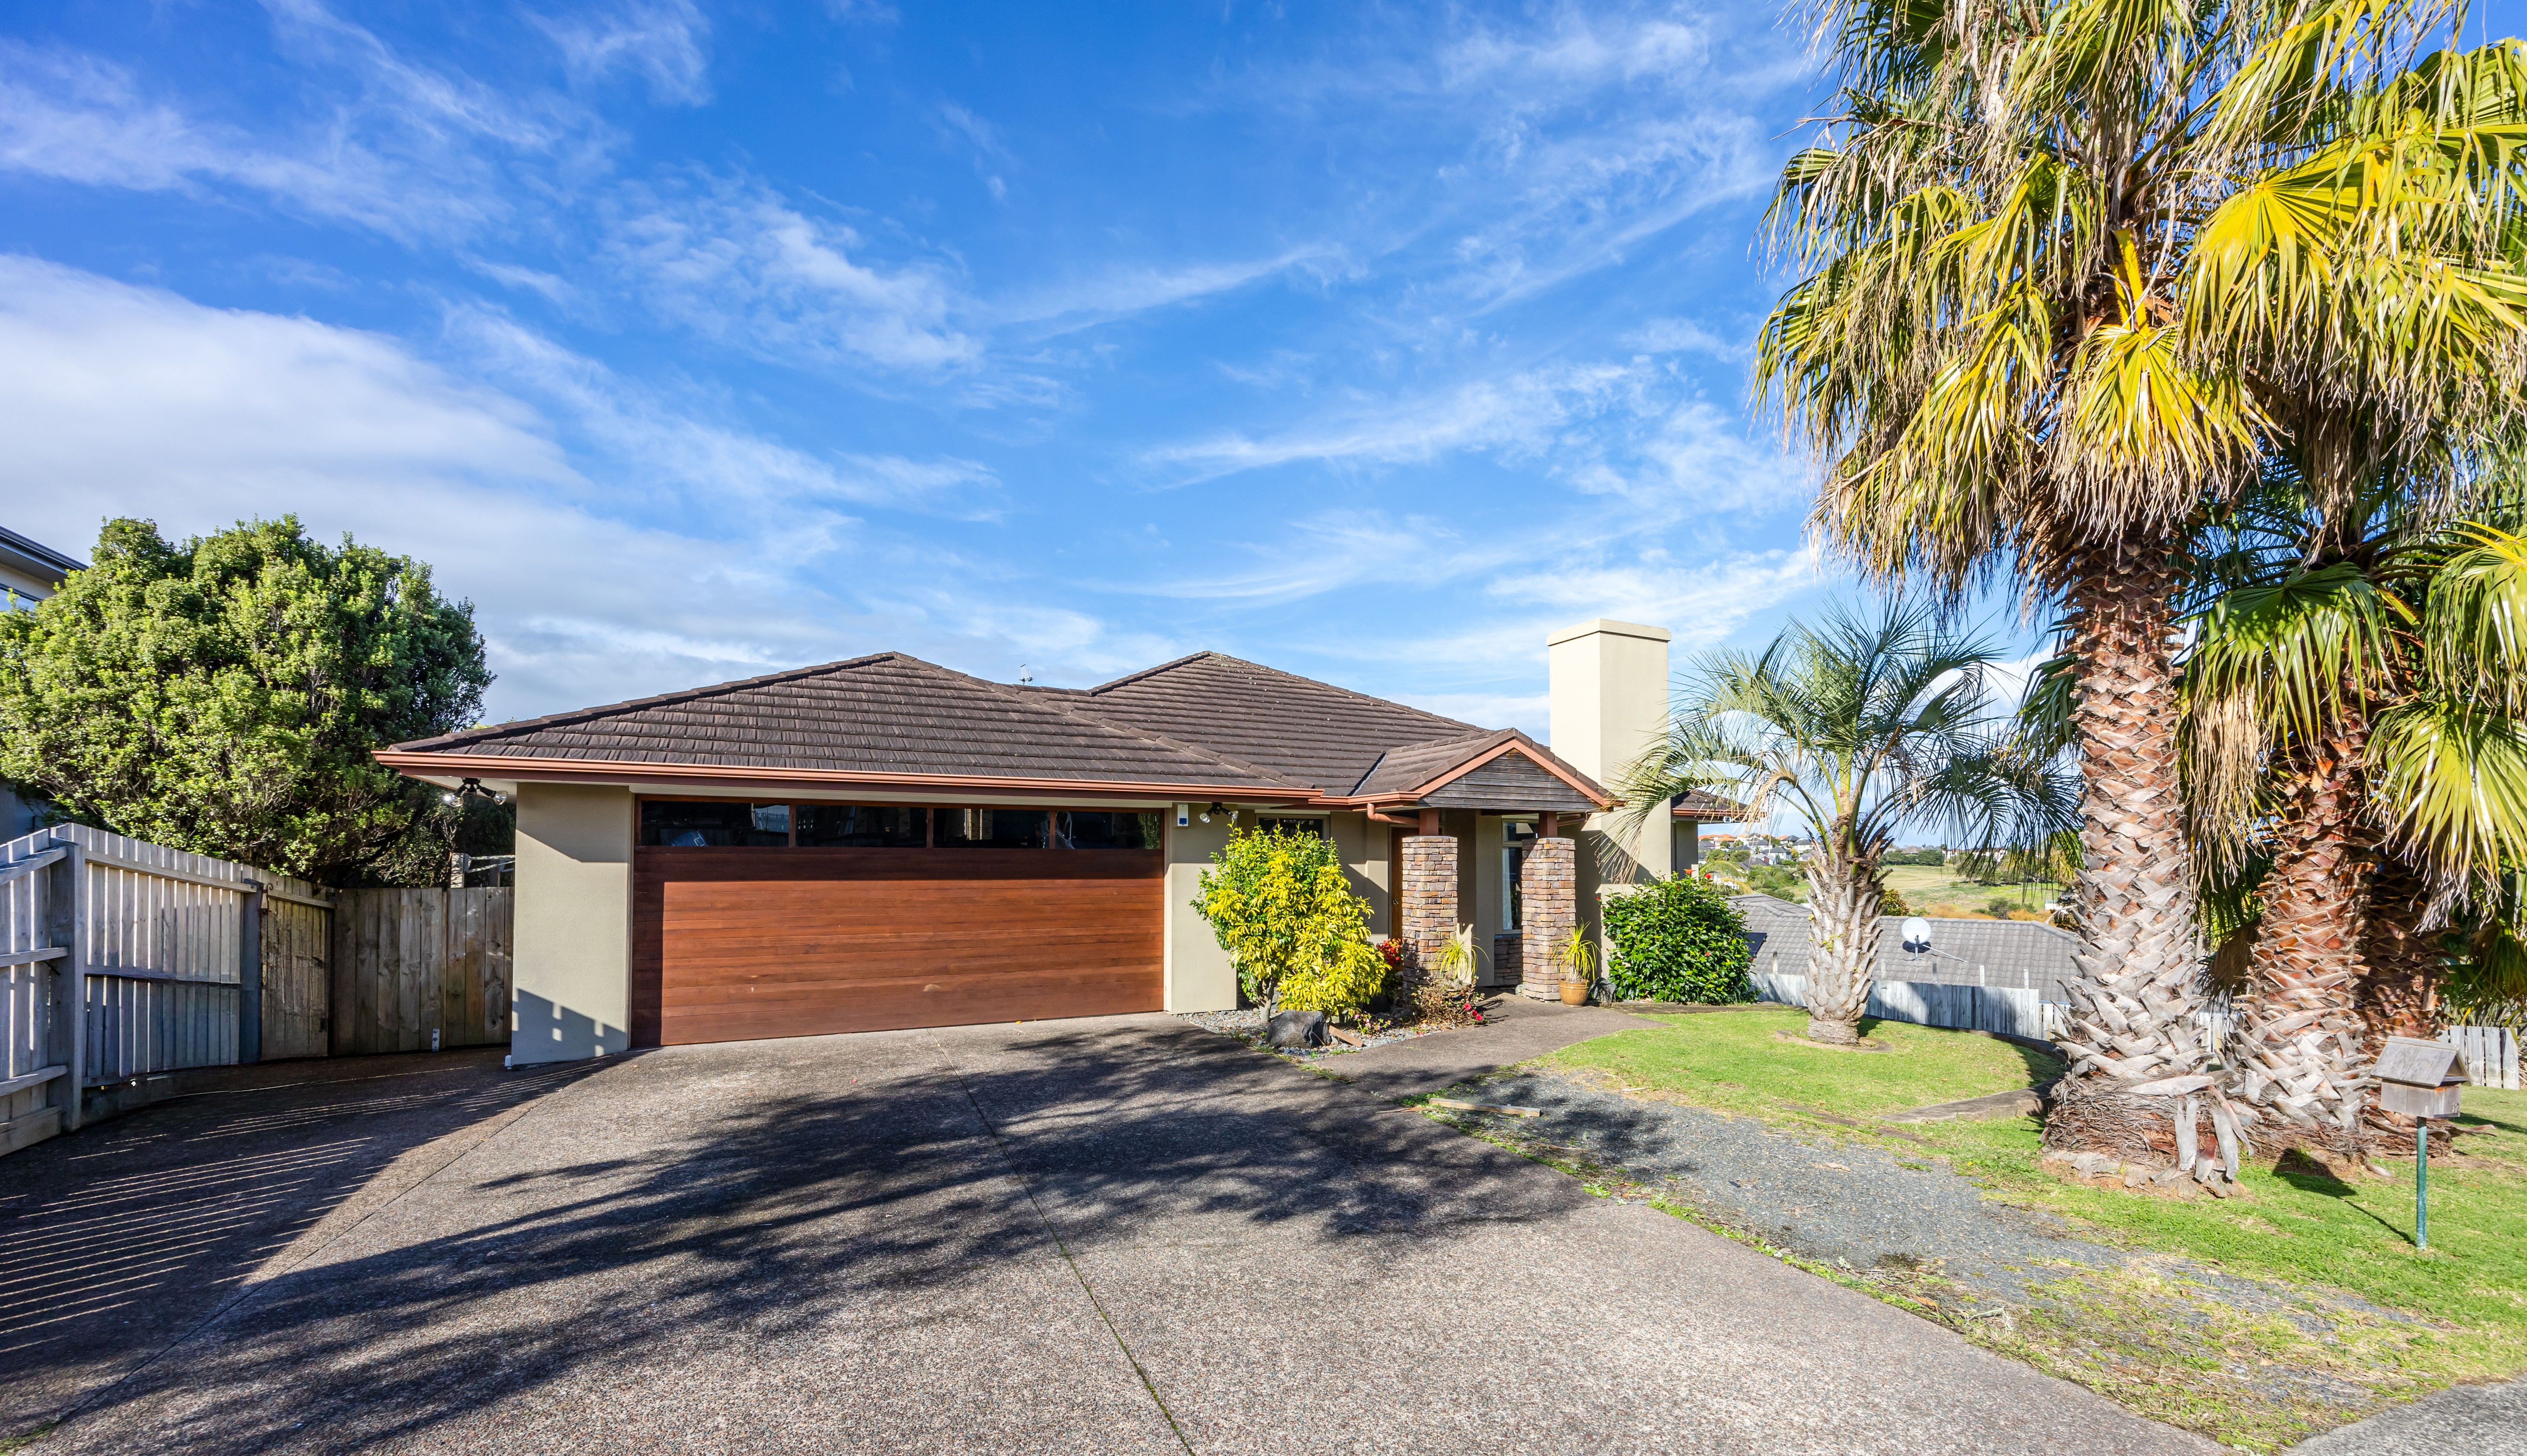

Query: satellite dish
left=1901, top=916, right=1933, bottom=955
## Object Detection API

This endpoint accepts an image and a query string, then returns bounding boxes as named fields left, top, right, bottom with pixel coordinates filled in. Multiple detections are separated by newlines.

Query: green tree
left=1760, top=0, right=2527, bottom=1142
left=1603, top=875, right=1757, bottom=1004
left=1618, top=600, right=2071, bottom=1045
left=0, top=517, right=492, bottom=885
left=1191, top=825, right=1386, bottom=1017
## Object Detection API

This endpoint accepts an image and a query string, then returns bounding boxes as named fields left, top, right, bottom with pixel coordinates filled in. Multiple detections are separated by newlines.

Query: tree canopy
left=0, top=516, right=492, bottom=885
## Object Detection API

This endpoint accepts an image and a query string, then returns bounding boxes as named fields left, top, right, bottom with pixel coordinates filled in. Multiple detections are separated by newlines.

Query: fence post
left=239, top=880, right=264, bottom=1065
left=58, top=841, right=87, bottom=1132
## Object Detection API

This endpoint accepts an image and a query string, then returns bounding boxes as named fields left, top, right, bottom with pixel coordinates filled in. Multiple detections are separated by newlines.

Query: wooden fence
left=0, top=827, right=516, bottom=1159
left=2444, top=1025, right=2521, bottom=1091
left=330, top=888, right=513, bottom=1055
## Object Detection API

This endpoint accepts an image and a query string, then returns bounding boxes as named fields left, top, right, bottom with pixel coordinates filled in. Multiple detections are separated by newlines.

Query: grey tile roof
left=390, top=652, right=1294, bottom=789
left=1729, top=894, right=2081, bottom=998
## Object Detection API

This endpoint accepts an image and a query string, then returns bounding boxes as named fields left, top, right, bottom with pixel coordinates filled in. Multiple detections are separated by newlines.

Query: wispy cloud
left=997, top=247, right=1346, bottom=333
left=601, top=171, right=977, bottom=371
left=537, top=0, right=716, bottom=106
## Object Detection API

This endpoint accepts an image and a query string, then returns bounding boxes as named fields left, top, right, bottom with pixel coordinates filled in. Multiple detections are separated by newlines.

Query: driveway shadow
left=25, top=1018, right=1578, bottom=1454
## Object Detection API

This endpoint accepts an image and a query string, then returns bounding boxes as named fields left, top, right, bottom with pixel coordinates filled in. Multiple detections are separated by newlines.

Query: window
left=797, top=804, right=927, bottom=847
left=1504, top=847, right=1524, bottom=931
left=1055, top=811, right=1162, bottom=849
left=935, top=806, right=1049, bottom=848
left=1259, top=817, right=1324, bottom=838
left=641, top=801, right=792, bottom=847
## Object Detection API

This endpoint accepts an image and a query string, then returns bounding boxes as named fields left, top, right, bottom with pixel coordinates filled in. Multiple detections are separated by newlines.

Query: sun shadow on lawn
left=50, top=1020, right=1583, bottom=1454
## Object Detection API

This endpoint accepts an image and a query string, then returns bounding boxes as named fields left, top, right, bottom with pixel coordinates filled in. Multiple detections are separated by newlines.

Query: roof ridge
left=390, top=652, right=908, bottom=752
left=914, top=656, right=1308, bottom=789
left=1086, top=650, right=1483, bottom=734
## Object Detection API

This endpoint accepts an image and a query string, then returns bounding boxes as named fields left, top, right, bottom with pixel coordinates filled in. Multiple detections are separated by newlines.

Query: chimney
left=1548, top=618, right=1672, bottom=884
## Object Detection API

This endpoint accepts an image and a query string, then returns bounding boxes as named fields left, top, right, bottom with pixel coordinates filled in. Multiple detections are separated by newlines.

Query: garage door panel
left=632, top=845, right=1165, bottom=1045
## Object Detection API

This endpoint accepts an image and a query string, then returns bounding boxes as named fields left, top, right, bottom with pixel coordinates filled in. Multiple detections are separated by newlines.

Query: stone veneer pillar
left=1401, top=834, right=1458, bottom=977
left=1517, top=836, right=1578, bottom=1000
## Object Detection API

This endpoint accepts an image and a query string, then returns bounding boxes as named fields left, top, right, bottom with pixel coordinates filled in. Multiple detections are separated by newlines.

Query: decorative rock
left=1267, top=1010, right=1328, bottom=1049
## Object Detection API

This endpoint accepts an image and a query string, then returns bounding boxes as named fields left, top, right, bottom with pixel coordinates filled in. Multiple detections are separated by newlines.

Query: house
left=0, top=527, right=87, bottom=841
left=1671, top=789, right=1746, bottom=870
left=380, top=619, right=1680, bottom=1064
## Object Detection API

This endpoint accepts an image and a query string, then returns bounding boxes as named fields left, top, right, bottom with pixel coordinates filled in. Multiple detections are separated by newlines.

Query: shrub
left=1192, top=826, right=1387, bottom=1015
left=1603, top=874, right=1755, bottom=1004
left=1276, top=936, right=1390, bottom=1016
left=1878, top=886, right=1913, bottom=917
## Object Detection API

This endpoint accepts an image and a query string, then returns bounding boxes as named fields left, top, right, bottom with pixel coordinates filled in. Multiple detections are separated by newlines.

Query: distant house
left=1731, top=892, right=2079, bottom=1000
left=0, top=527, right=87, bottom=841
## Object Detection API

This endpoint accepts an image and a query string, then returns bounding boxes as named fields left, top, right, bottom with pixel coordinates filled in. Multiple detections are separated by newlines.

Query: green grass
left=1532, top=1005, right=2527, bottom=1450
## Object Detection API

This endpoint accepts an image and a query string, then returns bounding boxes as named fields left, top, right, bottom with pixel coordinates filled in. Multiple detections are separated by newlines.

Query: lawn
left=1699, top=860, right=2065, bottom=918
left=1533, top=1005, right=2527, bottom=1450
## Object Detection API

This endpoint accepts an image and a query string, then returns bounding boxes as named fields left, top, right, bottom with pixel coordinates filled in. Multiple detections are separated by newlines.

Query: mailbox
left=2376, top=1036, right=2469, bottom=1120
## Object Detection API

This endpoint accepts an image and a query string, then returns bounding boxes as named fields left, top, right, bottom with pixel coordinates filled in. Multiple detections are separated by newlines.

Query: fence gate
left=330, top=888, right=514, bottom=1055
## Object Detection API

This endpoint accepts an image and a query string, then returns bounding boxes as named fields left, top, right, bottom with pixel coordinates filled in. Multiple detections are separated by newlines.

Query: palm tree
left=1759, top=0, right=2527, bottom=1149
left=1617, top=600, right=2072, bottom=1045
left=2182, top=471, right=2527, bottom=1147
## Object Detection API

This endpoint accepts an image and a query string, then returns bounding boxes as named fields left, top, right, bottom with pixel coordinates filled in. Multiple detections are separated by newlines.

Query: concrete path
left=2283, top=1378, right=2527, bottom=1455
left=7, top=1014, right=2213, bottom=1454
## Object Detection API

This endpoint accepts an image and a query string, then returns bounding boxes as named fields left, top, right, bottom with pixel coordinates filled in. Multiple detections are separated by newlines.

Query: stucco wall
left=1162, top=814, right=1237, bottom=1012
left=513, top=783, right=634, bottom=1064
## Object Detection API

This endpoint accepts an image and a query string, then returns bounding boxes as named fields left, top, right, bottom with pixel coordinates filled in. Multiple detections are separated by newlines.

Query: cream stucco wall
left=1549, top=618, right=1673, bottom=963
left=513, top=783, right=634, bottom=1064
left=1163, top=814, right=1238, bottom=1012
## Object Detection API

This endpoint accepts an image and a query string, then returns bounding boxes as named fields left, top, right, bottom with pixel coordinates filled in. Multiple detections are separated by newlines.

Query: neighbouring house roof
left=1671, top=790, right=1748, bottom=821
left=1729, top=893, right=2081, bottom=998
left=381, top=648, right=1615, bottom=808
left=0, top=526, right=86, bottom=604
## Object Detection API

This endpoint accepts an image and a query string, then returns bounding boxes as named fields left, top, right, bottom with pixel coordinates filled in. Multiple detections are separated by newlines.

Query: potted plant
left=1556, top=924, right=1597, bottom=1005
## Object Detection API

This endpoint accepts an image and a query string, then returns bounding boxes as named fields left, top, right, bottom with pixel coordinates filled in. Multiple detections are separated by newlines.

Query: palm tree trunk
left=1802, top=841, right=1883, bottom=1045
left=2358, top=852, right=2440, bottom=1045
left=2232, top=724, right=2373, bottom=1150
left=2046, top=535, right=2219, bottom=1158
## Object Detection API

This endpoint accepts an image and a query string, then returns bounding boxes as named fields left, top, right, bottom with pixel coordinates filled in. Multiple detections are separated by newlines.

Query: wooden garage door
left=631, top=847, right=1164, bottom=1046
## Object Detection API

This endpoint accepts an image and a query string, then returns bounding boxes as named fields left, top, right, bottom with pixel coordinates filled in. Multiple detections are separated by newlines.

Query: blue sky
left=6, top=1, right=1860, bottom=733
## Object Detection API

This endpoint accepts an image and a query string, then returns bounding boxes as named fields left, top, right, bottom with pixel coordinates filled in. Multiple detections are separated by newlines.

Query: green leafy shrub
left=1603, top=874, right=1755, bottom=1004
left=1192, top=826, right=1387, bottom=1015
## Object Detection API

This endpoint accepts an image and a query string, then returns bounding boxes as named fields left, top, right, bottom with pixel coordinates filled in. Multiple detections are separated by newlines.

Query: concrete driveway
left=3, top=1014, right=2212, bottom=1455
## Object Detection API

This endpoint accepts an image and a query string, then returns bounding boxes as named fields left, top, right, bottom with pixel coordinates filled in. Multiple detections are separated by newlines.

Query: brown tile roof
left=387, top=646, right=1610, bottom=806
left=1673, top=789, right=1749, bottom=821
left=1037, top=652, right=1485, bottom=796
left=388, top=652, right=1292, bottom=790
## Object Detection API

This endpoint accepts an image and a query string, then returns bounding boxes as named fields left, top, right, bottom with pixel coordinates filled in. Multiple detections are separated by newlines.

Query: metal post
left=239, top=880, right=264, bottom=1065
left=2416, top=1117, right=2431, bottom=1250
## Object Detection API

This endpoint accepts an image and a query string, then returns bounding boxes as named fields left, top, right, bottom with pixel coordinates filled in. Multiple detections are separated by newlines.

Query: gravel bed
left=1172, top=1008, right=1472, bottom=1059
left=1462, top=1066, right=2118, bottom=1302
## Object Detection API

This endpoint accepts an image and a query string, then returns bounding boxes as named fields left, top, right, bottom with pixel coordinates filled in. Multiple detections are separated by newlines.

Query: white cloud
left=602, top=173, right=978, bottom=371
left=1144, top=364, right=1634, bottom=484
left=447, top=307, right=1001, bottom=519
left=538, top=0, right=715, bottom=106
left=1625, top=316, right=1745, bottom=358
left=998, top=247, right=1345, bottom=333
left=0, top=257, right=958, bottom=716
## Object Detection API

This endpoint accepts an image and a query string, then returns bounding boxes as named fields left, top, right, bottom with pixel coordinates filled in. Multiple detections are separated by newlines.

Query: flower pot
left=1559, top=980, right=1591, bottom=1006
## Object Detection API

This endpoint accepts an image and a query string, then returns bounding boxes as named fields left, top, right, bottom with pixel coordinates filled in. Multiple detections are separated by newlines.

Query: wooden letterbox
left=2375, top=1036, right=2469, bottom=1119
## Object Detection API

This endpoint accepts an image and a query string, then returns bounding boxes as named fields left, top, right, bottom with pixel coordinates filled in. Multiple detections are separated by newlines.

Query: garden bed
left=1175, top=1000, right=1494, bottom=1062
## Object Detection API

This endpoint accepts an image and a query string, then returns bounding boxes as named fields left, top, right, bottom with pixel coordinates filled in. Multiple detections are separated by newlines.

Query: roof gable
left=1056, top=652, right=1482, bottom=796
